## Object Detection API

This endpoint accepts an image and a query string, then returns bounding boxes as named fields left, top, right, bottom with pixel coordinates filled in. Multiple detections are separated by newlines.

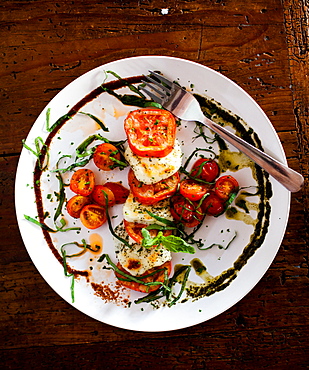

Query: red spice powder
left=91, top=281, right=130, bottom=307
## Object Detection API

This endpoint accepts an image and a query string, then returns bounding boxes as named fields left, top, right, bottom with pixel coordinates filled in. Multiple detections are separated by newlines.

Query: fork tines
left=140, top=71, right=173, bottom=102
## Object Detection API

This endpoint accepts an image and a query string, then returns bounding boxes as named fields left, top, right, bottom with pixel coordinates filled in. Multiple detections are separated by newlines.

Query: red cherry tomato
left=93, top=143, right=121, bottom=171
left=170, top=194, right=204, bottom=228
left=115, top=261, right=172, bottom=293
left=123, top=220, right=172, bottom=245
left=179, top=179, right=209, bottom=201
left=70, top=169, right=95, bottom=196
left=92, top=185, right=115, bottom=207
left=103, top=182, right=130, bottom=204
left=202, top=193, right=225, bottom=217
left=214, top=175, right=239, bottom=201
left=190, top=158, right=219, bottom=183
left=124, top=108, right=176, bottom=157
left=80, top=204, right=107, bottom=229
left=66, top=195, right=91, bottom=218
left=128, top=169, right=180, bottom=205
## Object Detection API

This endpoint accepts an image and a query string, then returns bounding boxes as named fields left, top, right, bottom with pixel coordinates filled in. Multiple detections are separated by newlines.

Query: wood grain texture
left=0, top=0, right=308, bottom=368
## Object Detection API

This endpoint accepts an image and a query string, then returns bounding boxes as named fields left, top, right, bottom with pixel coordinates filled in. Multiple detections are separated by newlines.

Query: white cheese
left=123, top=192, right=174, bottom=225
left=124, top=139, right=182, bottom=184
left=114, top=222, right=171, bottom=276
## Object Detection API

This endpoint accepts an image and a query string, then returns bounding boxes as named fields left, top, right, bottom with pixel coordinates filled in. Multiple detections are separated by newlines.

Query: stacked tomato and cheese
left=113, top=108, right=182, bottom=292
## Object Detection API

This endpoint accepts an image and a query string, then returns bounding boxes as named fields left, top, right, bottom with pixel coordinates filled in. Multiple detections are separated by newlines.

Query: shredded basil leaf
left=141, top=229, right=195, bottom=254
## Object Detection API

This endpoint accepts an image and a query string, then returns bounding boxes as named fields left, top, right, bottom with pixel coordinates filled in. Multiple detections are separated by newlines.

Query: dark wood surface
left=1, top=0, right=308, bottom=368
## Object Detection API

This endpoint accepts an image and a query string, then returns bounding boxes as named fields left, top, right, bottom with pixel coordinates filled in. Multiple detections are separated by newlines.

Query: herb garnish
left=141, top=229, right=195, bottom=254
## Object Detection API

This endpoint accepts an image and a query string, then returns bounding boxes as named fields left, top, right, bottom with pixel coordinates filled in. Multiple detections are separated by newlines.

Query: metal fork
left=140, top=71, right=304, bottom=193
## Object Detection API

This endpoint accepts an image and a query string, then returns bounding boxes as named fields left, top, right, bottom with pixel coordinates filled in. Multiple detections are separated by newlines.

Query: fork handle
left=201, top=117, right=304, bottom=192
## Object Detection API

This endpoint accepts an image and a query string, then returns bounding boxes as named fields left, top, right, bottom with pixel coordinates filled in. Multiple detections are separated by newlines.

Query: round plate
left=15, top=56, right=290, bottom=332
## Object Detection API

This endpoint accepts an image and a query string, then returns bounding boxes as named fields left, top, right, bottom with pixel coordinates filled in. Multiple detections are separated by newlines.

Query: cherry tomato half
left=93, top=143, right=121, bottom=171
left=92, top=185, right=115, bottom=207
left=190, top=158, right=219, bottom=183
left=124, top=108, right=176, bottom=157
left=214, top=175, right=239, bottom=202
left=115, top=261, right=172, bottom=293
left=103, top=182, right=130, bottom=204
left=202, top=193, right=225, bottom=217
left=170, top=194, right=204, bottom=228
left=70, top=169, right=95, bottom=196
left=128, top=169, right=180, bottom=205
left=80, top=204, right=107, bottom=229
left=124, top=220, right=172, bottom=245
left=179, top=179, right=209, bottom=202
left=66, top=195, right=91, bottom=218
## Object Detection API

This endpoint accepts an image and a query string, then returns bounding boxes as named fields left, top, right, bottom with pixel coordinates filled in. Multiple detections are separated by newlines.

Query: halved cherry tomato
left=123, top=220, right=172, bottom=245
left=66, top=195, right=91, bottom=218
left=214, top=175, right=239, bottom=201
left=92, top=185, right=115, bottom=207
left=124, top=108, right=176, bottom=157
left=170, top=194, right=204, bottom=228
left=70, top=169, right=95, bottom=196
left=80, top=204, right=107, bottom=229
left=179, top=179, right=209, bottom=201
left=202, top=193, right=225, bottom=217
left=190, top=158, right=219, bottom=183
left=115, top=261, right=172, bottom=293
left=93, top=143, right=121, bottom=171
left=128, top=169, right=179, bottom=205
left=103, top=182, right=130, bottom=204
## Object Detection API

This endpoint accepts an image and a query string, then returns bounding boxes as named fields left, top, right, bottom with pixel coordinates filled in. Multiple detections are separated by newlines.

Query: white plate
left=15, top=56, right=290, bottom=332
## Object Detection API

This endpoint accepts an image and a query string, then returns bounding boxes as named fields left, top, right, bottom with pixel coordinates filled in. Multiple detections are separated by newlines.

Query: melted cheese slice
left=114, top=222, right=171, bottom=276
left=123, top=193, right=173, bottom=225
left=124, top=139, right=182, bottom=184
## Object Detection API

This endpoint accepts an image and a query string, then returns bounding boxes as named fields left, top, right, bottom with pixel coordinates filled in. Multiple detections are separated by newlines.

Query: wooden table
left=1, top=0, right=308, bottom=368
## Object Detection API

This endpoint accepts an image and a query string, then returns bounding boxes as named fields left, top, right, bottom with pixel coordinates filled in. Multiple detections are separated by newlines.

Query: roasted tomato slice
left=123, top=220, right=172, bottom=245
left=170, top=194, right=204, bottom=228
left=202, top=193, right=225, bottom=217
left=214, top=175, right=239, bottom=202
left=93, top=143, right=121, bottom=171
left=128, top=169, right=179, bottom=205
left=103, top=181, right=130, bottom=204
left=70, top=169, right=95, bottom=196
left=80, top=204, right=107, bottom=229
left=179, top=179, right=209, bottom=202
left=115, top=261, right=172, bottom=293
left=190, top=158, right=219, bottom=183
left=66, top=195, right=91, bottom=218
left=92, top=185, right=115, bottom=207
left=124, top=108, right=176, bottom=157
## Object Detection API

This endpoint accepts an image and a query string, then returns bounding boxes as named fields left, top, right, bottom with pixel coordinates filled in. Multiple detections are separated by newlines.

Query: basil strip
left=22, top=136, right=49, bottom=170
left=24, top=215, right=56, bottom=232
left=53, top=172, right=66, bottom=222
left=60, top=247, right=75, bottom=303
left=182, top=148, right=216, bottom=171
left=101, top=192, right=131, bottom=248
left=105, top=70, right=145, bottom=98
left=168, top=265, right=191, bottom=307
left=198, top=231, right=237, bottom=251
left=48, top=112, right=73, bottom=132
left=75, top=134, right=108, bottom=157
left=50, top=158, right=92, bottom=173
left=54, top=217, right=81, bottom=232
left=145, top=210, right=176, bottom=227
left=60, top=239, right=99, bottom=258
left=79, top=112, right=108, bottom=132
